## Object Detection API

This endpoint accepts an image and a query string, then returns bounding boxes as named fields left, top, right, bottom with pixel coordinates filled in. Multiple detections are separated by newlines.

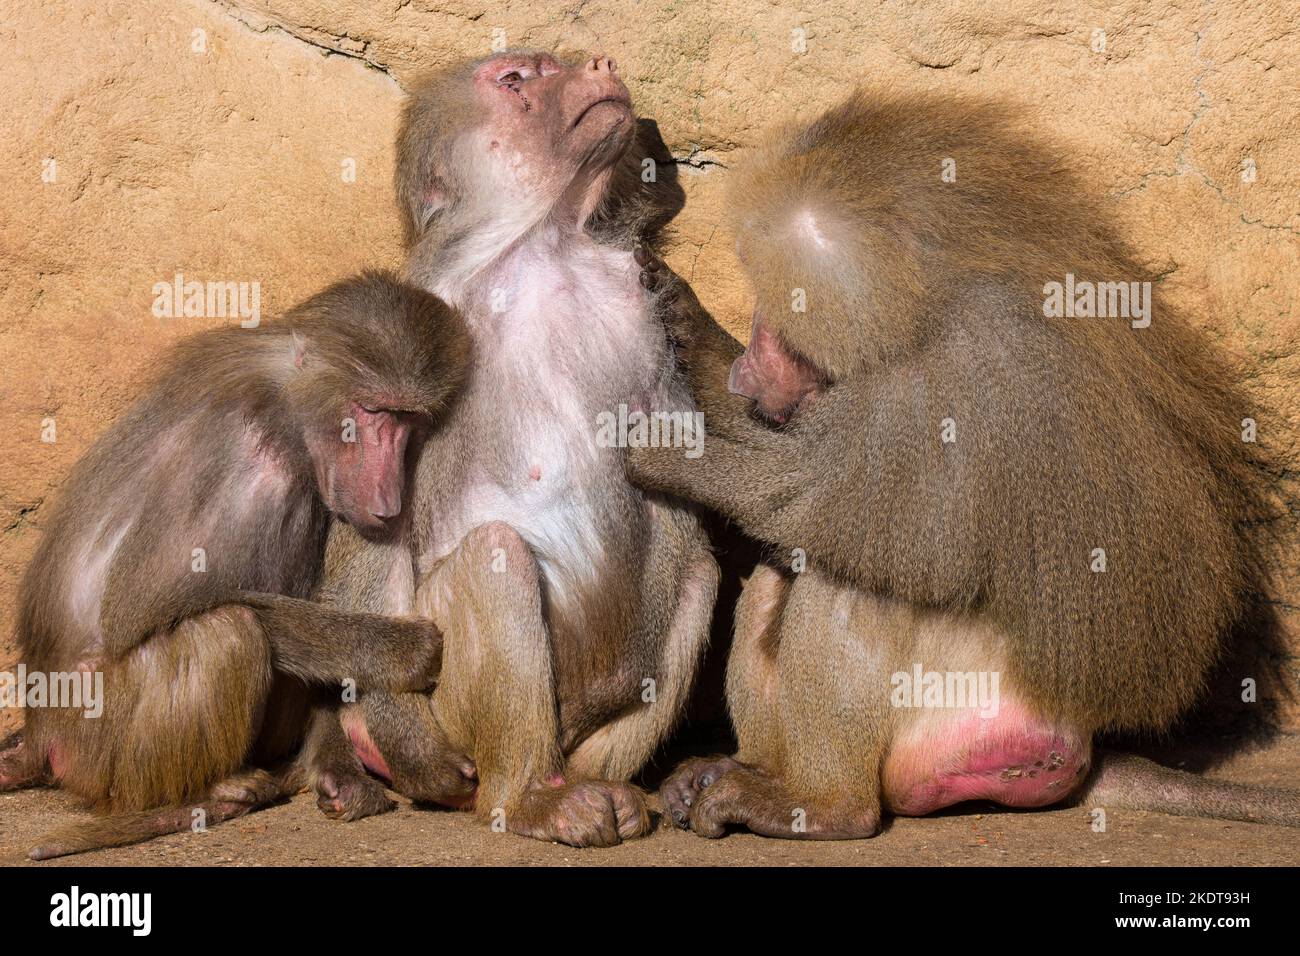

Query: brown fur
left=629, top=89, right=1294, bottom=837
left=309, top=50, right=716, bottom=846
left=3, top=272, right=470, bottom=858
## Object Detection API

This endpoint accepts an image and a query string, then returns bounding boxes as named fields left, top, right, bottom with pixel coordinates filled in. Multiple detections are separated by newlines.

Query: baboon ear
left=418, top=178, right=448, bottom=233
left=289, top=331, right=309, bottom=369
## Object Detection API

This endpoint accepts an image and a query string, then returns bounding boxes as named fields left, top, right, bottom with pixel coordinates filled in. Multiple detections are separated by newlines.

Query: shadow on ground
left=2, top=736, right=1297, bottom=867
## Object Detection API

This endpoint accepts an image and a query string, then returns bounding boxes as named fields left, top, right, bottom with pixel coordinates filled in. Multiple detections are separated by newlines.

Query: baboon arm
left=639, top=279, right=856, bottom=531
left=235, top=592, right=442, bottom=693
left=98, top=572, right=236, bottom=660
left=656, top=279, right=756, bottom=437
left=626, top=424, right=805, bottom=536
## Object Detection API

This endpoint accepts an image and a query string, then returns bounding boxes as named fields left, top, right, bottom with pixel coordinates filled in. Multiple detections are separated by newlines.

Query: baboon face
left=727, top=203, right=848, bottom=424
left=305, top=405, right=416, bottom=535
left=727, top=313, right=828, bottom=425
left=397, top=50, right=639, bottom=245
left=469, top=51, right=634, bottom=203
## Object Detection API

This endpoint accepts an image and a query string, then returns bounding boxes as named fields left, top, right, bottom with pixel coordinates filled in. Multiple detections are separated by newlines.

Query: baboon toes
left=689, top=767, right=882, bottom=841
left=511, top=780, right=651, bottom=848
left=686, top=772, right=749, bottom=839
left=315, top=771, right=397, bottom=822
left=610, top=781, right=653, bottom=840
left=659, top=754, right=744, bottom=829
left=661, top=758, right=883, bottom=840
left=0, top=735, right=40, bottom=791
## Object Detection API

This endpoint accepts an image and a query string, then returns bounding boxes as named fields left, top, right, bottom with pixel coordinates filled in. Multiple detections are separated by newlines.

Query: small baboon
left=0, top=271, right=469, bottom=858
left=629, top=89, right=1300, bottom=838
left=306, top=49, right=718, bottom=846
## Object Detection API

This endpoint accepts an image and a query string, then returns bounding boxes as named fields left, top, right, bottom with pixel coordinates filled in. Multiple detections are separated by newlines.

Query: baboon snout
left=729, top=317, right=824, bottom=424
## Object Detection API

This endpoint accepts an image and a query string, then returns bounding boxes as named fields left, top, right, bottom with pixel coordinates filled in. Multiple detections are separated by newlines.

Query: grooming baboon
left=629, top=90, right=1299, bottom=838
left=0, top=272, right=469, bottom=858
left=306, top=50, right=717, bottom=846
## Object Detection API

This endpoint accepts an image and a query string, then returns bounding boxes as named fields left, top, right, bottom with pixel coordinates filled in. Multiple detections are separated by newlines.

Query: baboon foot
left=502, top=779, right=652, bottom=848
left=314, top=768, right=396, bottom=822
left=659, top=754, right=745, bottom=828
left=681, top=764, right=882, bottom=840
left=0, top=732, right=45, bottom=791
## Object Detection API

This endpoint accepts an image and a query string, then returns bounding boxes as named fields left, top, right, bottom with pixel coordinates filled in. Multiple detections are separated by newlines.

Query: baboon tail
left=29, top=766, right=301, bottom=860
left=30, top=807, right=206, bottom=860
left=1078, top=751, right=1300, bottom=828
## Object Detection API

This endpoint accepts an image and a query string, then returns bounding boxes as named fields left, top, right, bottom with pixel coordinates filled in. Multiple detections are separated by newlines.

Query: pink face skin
left=308, top=404, right=414, bottom=535
left=727, top=315, right=826, bottom=425
left=470, top=51, right=635, bottom=217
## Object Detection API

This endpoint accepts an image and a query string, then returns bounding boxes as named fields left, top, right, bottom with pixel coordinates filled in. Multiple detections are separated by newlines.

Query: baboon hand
left=339, top=616, right=444, bottom=693
left=379, top=618, right=443, bottom=693
left=635, top=243, right=703, bottom=349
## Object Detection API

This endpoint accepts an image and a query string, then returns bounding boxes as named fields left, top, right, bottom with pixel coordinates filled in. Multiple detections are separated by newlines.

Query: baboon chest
left=422, top=242, right=663, bottom=597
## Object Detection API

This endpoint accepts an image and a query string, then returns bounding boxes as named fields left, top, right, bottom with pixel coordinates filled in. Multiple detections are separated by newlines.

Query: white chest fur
left=422, top=234, right=669, bottom=586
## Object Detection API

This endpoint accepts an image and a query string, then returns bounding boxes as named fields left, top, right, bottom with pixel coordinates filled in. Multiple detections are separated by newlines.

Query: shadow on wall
left=591, top=118, right=688, bottom=245
left=1118, top=597, right=1293, bottom=771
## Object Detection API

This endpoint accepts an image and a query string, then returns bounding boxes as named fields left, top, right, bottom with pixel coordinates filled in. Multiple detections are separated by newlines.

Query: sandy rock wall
left=2, top=0, right=1297, bottom=732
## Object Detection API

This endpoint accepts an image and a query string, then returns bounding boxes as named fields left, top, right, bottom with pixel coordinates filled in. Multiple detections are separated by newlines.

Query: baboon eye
left=497, top=70, right=525, bottom=84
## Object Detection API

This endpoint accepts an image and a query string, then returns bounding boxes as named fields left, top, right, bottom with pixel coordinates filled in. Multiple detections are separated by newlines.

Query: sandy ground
left=2, top=736, right=1298, bottom=867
